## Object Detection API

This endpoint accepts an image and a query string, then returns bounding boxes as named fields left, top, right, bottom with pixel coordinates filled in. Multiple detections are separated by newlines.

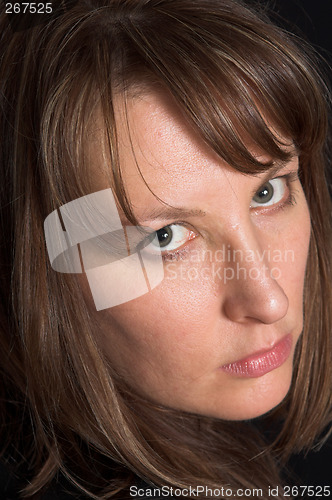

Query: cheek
left=280, top=201, right=311, bottom=297
left=95, top=273, right=221, bottom=391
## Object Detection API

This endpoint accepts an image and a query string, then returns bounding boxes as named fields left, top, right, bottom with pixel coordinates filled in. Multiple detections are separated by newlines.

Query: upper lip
left=221, top=334, right=290, bottom=366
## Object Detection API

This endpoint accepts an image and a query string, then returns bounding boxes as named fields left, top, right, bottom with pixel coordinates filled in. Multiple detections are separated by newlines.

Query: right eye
left=150, top=224, right=195, bottom=253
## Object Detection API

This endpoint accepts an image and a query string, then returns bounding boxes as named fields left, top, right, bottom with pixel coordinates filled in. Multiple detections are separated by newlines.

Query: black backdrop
left=269, top=0, right=332, bottom=65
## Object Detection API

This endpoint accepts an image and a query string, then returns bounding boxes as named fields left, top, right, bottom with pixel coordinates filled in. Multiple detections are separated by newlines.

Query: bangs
left=109, top=0, right=328, bottom=174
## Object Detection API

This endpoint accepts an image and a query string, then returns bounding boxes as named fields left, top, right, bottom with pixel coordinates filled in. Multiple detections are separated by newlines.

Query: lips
left=220, top=334, right=293, bottom=378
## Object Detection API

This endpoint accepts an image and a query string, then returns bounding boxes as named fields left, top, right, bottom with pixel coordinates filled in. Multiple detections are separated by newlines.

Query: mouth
left=220, top=334, right=293, bottom=378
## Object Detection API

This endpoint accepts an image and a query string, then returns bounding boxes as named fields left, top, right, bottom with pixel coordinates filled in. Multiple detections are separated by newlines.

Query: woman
left=0, top=0, right=331, bottom=498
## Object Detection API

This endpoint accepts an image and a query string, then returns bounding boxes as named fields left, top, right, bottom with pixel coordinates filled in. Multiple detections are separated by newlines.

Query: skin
left=86, top=89, right=311, bottom=421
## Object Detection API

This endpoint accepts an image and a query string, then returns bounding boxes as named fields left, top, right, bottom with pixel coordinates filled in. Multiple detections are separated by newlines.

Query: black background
left=269, top=0, right=331, bottom=65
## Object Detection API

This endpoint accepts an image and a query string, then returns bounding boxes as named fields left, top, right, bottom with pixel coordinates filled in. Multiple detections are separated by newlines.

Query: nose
left=221, top=229, right=289, bottom=325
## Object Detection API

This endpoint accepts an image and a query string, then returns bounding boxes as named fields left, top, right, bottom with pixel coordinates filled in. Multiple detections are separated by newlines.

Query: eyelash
left=283, top=172, right=299, bottom=206
left=160, top=240, right=191, bottom=262
left=143, top=171, right=299, bottom=262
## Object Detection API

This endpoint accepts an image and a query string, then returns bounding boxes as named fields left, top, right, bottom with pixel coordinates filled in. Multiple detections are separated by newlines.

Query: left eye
left=251, top=177, right=286, bottom=208
left=150, top=224, right=192, bottom=252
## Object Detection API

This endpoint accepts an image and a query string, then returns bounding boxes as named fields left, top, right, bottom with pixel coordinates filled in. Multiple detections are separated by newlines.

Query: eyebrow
left=136, top=207, right=207, bottom=223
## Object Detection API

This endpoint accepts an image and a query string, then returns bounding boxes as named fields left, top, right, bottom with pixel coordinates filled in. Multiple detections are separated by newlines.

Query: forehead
left=86, top=90, right=225, bottom=202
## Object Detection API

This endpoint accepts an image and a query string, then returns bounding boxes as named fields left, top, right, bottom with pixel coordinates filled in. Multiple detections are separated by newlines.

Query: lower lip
left=221, top=334, right=293, bottom=378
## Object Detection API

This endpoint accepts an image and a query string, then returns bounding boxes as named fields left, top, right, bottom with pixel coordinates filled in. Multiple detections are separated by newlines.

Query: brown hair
left=0, top=0, right=331, bottom=498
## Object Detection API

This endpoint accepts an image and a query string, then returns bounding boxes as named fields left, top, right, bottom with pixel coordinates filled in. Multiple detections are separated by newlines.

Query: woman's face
left=87, top=89, right=311, bottom=420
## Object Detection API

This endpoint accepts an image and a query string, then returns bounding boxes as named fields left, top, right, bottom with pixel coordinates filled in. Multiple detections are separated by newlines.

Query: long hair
left=0, top=1, right=331, bottom=498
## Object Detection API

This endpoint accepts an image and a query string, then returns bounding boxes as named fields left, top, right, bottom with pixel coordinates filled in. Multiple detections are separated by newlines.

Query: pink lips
left=221, top=334, right=293, bottom=378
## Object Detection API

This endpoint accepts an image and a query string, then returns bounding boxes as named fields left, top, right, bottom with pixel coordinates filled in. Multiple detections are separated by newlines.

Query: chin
left=216, top=364, right=294, bottom=421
